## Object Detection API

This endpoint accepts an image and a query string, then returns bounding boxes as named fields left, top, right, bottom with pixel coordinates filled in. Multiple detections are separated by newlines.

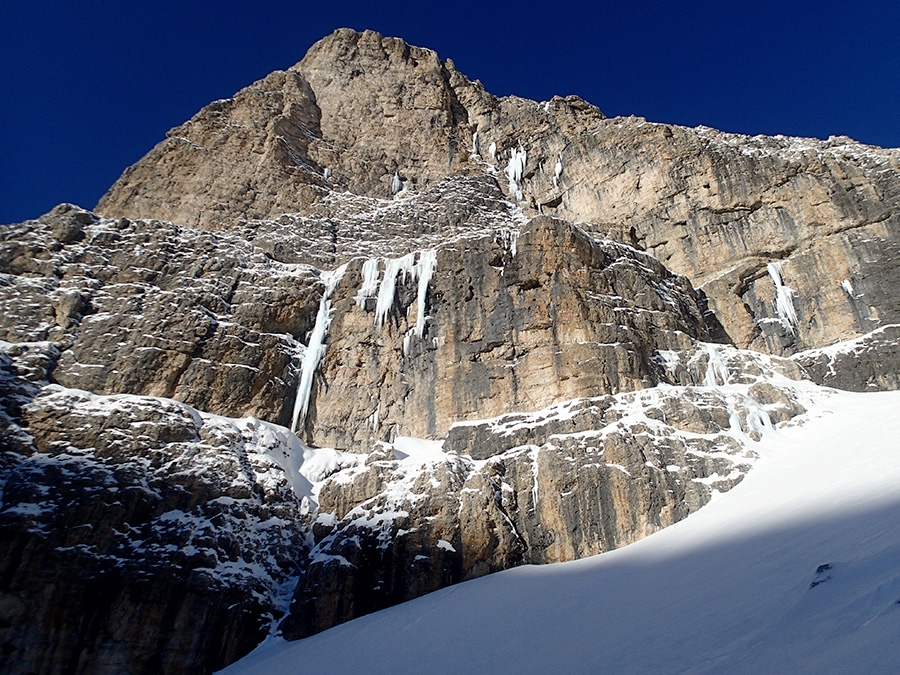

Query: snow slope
left=220, top=386, right=900, bottom=674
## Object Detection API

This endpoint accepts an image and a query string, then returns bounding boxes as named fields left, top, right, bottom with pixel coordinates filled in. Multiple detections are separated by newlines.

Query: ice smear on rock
left=702, top=344, right=731, bottom=387
left=504, top=144, right=527, bottom=202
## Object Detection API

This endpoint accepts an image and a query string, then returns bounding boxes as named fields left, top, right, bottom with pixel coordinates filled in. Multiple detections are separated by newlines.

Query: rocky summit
left=1, top=28, right=899, bottom=675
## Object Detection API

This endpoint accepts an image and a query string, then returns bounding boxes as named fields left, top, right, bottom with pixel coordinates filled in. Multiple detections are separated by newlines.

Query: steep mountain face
left=97, top=28, right=900, bottom=357
left=1, top=28, right=899, bottom=675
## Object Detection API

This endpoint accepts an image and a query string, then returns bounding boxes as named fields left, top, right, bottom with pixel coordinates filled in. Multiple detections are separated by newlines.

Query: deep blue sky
left=3, top=1, right=899, bottom=224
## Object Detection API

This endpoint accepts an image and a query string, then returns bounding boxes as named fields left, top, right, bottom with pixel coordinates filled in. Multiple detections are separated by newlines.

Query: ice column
left=414, top=250, right=437, bottom=338
left=505, top=143, right=527, bottom=202
left=767, top=262, right=799, bottom=334
left=355, top=258, right=381, bottom=309
left=290, top=263, right=348, bottom=434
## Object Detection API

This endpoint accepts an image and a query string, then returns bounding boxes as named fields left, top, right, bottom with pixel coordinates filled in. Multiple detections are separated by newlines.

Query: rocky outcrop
left=284, top=359, right=803, bottom=638
left=0, top=348, right=310, bottom=675
left=793, top=324, right=900, bottom=391
left=1, top=339, right=808, bottom=660
left=307, top=214, right=713, bottom=449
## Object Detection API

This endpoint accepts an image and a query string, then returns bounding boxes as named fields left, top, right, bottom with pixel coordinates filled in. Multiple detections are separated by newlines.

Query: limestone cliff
left=97, top=28, right=900, bottom=357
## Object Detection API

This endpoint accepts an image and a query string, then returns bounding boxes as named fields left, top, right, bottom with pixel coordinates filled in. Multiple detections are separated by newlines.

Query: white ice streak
left=471, top=131, right=479, bottom=156
left=841, top=279, right=855, bottom=296
left=553, top=154, right=563, bottom=188
left=290, top=264, right=348, bottom=434
left=391, top=172, right=402, bottom=196
left=703, top=344, right=730, bottom=387
left=767, top=262, right=799, bottom=334
left=499, top=228, right=519, bottom=257
left=488, top=141, right=497, bottom=161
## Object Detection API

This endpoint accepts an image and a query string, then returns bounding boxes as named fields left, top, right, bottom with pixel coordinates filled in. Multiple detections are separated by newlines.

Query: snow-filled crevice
left=290, top=264, right=348, bottom=434
left=767, top=262, right=799, bottom=334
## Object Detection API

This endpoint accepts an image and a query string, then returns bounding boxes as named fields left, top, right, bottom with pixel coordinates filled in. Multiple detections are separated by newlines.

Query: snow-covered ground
left=220, top=386, right=900, bottom=674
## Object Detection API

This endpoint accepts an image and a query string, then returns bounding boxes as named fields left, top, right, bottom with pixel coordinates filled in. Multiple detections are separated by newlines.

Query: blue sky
left=3, top=0, right=899, bottom=223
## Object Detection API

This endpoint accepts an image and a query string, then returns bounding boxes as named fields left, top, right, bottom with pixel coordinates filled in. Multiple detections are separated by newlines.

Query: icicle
left=414, top=250, right=437, bottom=338
left=374, top=252, right=417, bottom=328
left=553, top=155, right=563, bottom=188
left=366, top=403, right=381, bottom=431
left=471, top=131, right=479, bottom=156
left=767, top=262, right=799, bottom=334
left=403, top=329, right=414, bottom=356
left=391, top=172, right=402, bottom=195
left=290, top=264, right=348, bottom=434
left=489, top=141, right=497, bottom=161
left=323, top=167, right=332, bottom=180
left=356, top=258, right=382, bottom=309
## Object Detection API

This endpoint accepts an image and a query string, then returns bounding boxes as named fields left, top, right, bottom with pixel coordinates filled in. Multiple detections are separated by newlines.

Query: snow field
left=220, top=386, right=900, bottom=675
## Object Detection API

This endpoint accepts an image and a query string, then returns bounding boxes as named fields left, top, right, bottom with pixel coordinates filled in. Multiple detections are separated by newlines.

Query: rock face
left=284, top=345, right=805, bottom=638
left=0, top=348, right=309, bottom=675
left=2, top=27, right=900, bottom=675
left=96, top=28, right=900, bottom=357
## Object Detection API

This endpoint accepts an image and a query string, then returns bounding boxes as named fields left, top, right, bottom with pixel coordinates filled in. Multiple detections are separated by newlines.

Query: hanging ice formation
left=391, top=171, right=403, bottom=195
left=323, top=167, right=332, bottom=180
left=290, top=263, right=348, bottom=434
left=767, top=262, right=799, bottom=334
left=471, top=131, right=480, bottom=156
left=358, top=251, right=437, bottom=338
left=355, top=258, right=381, bottom=309
left=499, top=228, right=519, bottom=257
left=374, top=253, right=417, bottom=328
left=414, top=250, right=437, bottom=337
left=504, top=143, right=527, bottom=201
left=553, top=155, right=563, bottom=188
left=488, top=141, right=497, bottom=162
